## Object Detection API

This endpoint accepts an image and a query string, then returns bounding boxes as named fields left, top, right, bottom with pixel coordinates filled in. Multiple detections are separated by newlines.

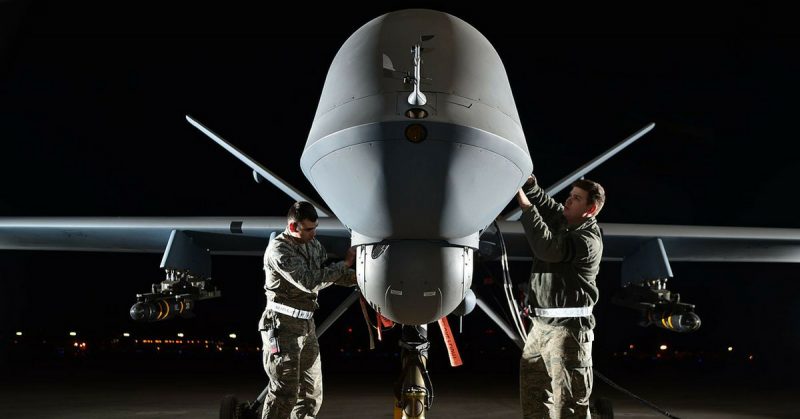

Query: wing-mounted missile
left=300, top=9, right=533, bottom=325
left=130, top=292, right=198, bottom=322
left=613, top=238, right=701, bottom=332
left=130, top=230, right=221, bottom=322
left=612, top=280, right=701, bottom=332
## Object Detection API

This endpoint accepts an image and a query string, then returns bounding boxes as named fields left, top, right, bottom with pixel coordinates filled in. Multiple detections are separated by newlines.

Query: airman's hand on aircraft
left=517, top=189, right=533, bottom=211
left=344, top=246, right=356, bottom=268
left=516, top=174, right=535, bottom=210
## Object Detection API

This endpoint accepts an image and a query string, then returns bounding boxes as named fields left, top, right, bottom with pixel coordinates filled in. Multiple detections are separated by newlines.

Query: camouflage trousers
left=260, top=313, right=322, bottom=419
left=520, top=322, right=594, bottom=419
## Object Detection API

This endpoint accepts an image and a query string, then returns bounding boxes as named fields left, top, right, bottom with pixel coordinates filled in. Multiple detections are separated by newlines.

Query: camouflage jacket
left=262, top=230, right=356, bottom=317
left=520, top=182, right=603, bottom=331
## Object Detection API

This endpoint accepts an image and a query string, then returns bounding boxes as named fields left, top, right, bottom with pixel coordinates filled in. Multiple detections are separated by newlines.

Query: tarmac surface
left=0, top=357, right=797, bottom=419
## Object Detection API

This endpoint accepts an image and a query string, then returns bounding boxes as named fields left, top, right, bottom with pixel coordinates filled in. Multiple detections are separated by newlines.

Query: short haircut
left=572, top=179, right=605, bottom=215
left=287, top=201, right=318, bottom=224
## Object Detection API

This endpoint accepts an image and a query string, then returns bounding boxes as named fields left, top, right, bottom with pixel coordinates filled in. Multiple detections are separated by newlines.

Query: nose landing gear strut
left=394, top=325, right=433, bottom=419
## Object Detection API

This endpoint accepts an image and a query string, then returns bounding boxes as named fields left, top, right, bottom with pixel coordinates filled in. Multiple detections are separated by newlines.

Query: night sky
left=1, top=1, right=799, bottom=375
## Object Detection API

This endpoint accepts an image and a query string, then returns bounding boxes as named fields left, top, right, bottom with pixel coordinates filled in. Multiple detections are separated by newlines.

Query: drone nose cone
left=301, top=9, right=532, bottom=242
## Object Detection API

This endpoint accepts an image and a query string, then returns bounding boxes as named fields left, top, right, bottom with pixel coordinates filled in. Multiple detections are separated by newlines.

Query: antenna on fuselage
left=406, top=35, right=434, bottom=106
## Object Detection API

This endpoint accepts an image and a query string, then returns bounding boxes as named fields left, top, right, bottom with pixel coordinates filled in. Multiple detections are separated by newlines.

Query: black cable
left=493, top=220, right=527, bottom=340
left=594, top=370, right=681, bottom=419
left=477, top=260, right=516, bottom=327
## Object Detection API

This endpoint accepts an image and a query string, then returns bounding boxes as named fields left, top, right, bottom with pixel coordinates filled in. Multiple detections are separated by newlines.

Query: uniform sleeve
left=268, top=241, right=353, bottom=293
left=520, top=205, right=579, bottom=263
left=330, top=266, right=357, bottom=287
left=315, top=241, right=358, bottom=288
left=522, top=181, right=563, bottom=224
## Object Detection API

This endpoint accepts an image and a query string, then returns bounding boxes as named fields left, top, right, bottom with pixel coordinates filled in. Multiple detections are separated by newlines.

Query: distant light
left=628, top=344, right=634, bottom=350
left=748, top=354, right=754, bottom=361
left=177, top=332, right=184, bottom=338
left=123, top=333, right=131, bottom=337
left=15, top=332, right=22, bottom=336
left=659, top=344, right=668, bottom=351
left=69, top=332, right=77, bottom=337
left=229, top=333, right=237, bottom=339
left=727, top=346, right=733, bottom=352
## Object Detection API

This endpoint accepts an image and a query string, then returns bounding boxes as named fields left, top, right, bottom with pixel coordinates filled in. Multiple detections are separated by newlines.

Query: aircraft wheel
left=220, top=394, right=242, bottom=419
left=592, top=397, right=614, bottom=419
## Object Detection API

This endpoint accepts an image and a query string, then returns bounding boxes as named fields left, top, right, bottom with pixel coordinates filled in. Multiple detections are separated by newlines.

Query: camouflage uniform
left=259, top=230, right=356, bottom=419
left=518, top=181, right=603, bottom=419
